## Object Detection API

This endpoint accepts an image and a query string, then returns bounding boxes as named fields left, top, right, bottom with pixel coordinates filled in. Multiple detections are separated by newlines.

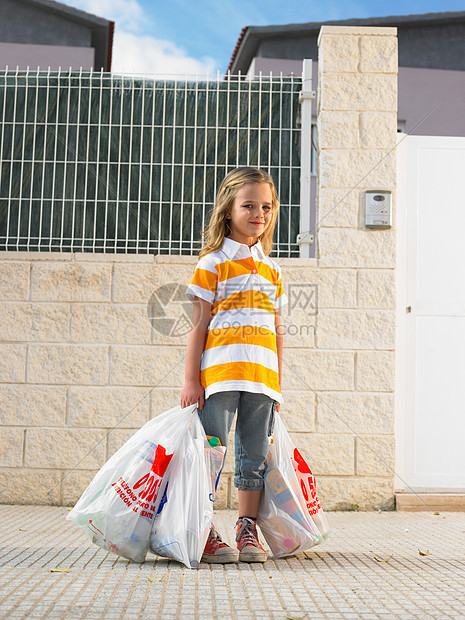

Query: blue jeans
left=198, top=391, right=277, bottom=490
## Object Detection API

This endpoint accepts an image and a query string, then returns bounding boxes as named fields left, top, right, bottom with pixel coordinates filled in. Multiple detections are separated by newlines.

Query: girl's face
left=226, top=182, right=273, bottom=247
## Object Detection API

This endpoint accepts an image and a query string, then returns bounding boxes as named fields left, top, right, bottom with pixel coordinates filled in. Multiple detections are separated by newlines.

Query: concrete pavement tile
left=1, top=507, right=465, bottom=618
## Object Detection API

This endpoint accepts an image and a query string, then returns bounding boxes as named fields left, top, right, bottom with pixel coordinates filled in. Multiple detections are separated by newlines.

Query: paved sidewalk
left=0, top=506, right=464, bottom=619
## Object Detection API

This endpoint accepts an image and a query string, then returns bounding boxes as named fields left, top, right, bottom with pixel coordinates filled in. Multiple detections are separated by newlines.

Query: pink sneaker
left=235, top=517, right=267, bottom=562
left=201, top=526, right=238, bottom=564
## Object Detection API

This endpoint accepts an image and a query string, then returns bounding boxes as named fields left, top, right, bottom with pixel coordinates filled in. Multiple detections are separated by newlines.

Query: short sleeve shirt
left=185, top=236, right=288, bottom=404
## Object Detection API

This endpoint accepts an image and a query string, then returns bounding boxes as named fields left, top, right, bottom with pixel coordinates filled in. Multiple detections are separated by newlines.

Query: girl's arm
left=274, top=307, right=283, bottom=413
left=180, top=296, right=212, bottom=410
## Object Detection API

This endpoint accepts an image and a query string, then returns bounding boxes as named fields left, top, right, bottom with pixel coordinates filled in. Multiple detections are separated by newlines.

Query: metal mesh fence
left=0, top=69, right=302, bottom=256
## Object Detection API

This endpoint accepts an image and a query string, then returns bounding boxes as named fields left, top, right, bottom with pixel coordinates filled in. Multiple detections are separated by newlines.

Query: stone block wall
left=0, top=25, right=398, bottom=511
left=314, top=25, right=398, bottom=509
left=0, top=253, right=193, bottom=504
left=0, top=252, right=321, bottom=508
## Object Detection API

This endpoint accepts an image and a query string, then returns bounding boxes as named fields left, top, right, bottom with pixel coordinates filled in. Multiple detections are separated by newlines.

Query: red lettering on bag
left=138, top=475, right=154, bottom=500
left=145, top=478, right=161, bottom=503
left=138, top=476, right=160, bottom=502
left=134, top=473, right=149, bottom=490
left=301, top=479, right=309, bottom=501
left=110, top=481, right=136, bottom=508
left=292, top=448, right=322, bottom=514
left=133, top=444, right=173, bottom=504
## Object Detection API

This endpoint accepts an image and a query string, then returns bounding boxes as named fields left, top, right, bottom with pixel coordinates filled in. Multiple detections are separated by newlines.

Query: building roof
left=6, top=0, right=114, bottom=70
left=22, top=0, right=110, bottom=25
left=228, top=10, right=465, bottom=74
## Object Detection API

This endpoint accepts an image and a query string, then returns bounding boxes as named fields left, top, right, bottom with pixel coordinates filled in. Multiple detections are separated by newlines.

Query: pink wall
left=0, top=41, right=95, bottom=70
left=247, top=57, right=465, bottom=138
left=398, top=66, right=465, bottom=137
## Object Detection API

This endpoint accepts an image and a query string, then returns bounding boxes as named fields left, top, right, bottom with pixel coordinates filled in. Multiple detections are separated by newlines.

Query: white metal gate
left=396, top=134, right=465, bottom=491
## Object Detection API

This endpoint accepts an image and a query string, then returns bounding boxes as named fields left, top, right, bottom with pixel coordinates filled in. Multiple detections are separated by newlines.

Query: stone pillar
left=315, top=26, right=398, bottom=509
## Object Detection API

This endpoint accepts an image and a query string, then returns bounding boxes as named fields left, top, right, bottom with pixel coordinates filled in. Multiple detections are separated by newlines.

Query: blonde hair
left=198, top=167, right=280, bottom=259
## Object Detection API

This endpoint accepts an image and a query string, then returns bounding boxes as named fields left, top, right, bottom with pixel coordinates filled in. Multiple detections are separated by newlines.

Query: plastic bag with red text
left=66, top=403, right=198, bottom=563
left=257, top=411, right=330, bottom=558
left=149, top=412, right=225, bottom=568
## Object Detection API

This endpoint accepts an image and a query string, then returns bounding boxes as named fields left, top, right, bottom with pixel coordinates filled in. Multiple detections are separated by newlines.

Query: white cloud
left=112, top=31, right=217, bottom=76
left=66, top=0, right=219, bottom=75
left=70, top=0, right=144, bottom=32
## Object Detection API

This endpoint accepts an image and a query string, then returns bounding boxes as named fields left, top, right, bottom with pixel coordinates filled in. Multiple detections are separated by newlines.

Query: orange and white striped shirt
left=185, top=236, right=288, bottom=404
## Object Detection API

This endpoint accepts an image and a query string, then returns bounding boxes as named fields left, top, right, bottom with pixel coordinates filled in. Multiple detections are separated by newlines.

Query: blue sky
left=67, top=0, right=465, bottom=74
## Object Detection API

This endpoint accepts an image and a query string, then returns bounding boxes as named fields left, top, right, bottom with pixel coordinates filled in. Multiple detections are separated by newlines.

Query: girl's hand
left=180, top=380, right=205, bottom=410
left=275, top=403, right=281, bottom=413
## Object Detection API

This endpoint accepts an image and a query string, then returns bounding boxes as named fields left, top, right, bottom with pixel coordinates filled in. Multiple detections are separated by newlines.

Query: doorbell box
left=364, top=190, right=392, bottom=228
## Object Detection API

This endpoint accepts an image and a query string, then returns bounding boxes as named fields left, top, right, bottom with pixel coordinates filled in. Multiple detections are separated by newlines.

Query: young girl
left=181, top=167, right=288, bottom=563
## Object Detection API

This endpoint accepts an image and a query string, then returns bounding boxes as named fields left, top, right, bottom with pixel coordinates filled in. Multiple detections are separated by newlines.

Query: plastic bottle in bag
left=205, top=436, right=226, bottom=502
left=265, top=467, right=311, bottom=530
left=125, top=440, right=162, bottom=546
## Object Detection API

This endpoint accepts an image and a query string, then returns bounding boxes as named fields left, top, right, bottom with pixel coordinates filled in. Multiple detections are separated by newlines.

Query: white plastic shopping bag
left=257, top=411, right=330, bottom=558
left=149, top=412, right=225, bottom=569
left=66, top=403, right=198, bottom=563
